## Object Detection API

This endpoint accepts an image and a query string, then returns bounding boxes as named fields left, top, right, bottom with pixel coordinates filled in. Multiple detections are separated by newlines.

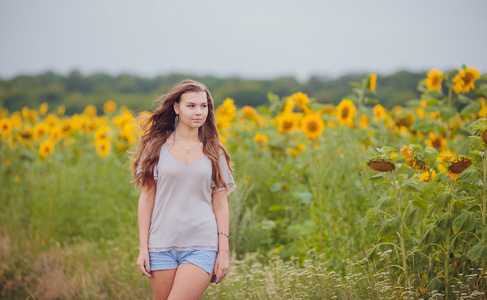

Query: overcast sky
left=1, top=0, right=486, bottom=80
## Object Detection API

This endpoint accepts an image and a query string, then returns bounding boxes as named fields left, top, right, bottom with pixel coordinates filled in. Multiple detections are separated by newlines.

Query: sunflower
left=84, top=105, right=97, bottom=117
left=400, top=146, right=428, bottom=170
left=368, top=74, right=377, bottom=91
left=425, top=69, right=443, bottom=91
left=49, top=126, right=62, bottom=143
left=58, top=105, right=66, bottom=116
left=95, top=140, right=111, bottom=157
left=39, top=102, right=49, bottom=116
left=18, top=125, right=33, bottom=143
left=416, top=107, right=425, bottom=119
left=478, top=98, right=487, bottom=118
left=300, top=114, right=325, bottom=139
left=453, top=67, right=480, bottom=94
left=395, top=113, right=414, bottom=128
left=120, top=122, right=136, bottom=145
left=253, top=132, right=269, bottom=143
left=0, top=118, right=13, bottom=138
left=39, top=140, right=54, bottom=158
left=291, top=92, right=310, bottom=112
left=94, top=126, right=112, bottom=143
left=359, top=114, right=369, bottom=129
left=242, top=106, right=259, bottom=120
left=287, top=143, right=306, bottom=156
left=447, top=156, right=472, bottom=181
left=336, top=99, right=357, bottom=127
left=418, top=168, right=436, bottom=182
left=319, top=104, right=335, bottom=116
left=425, top=132, right=447, bottom=151
left=60, top=120, right=74, bottom=137
left=282, top=97, right=296, bottom=114
left=277, top=112, right=301, bottom=133
left=216, top=98, right=237, bottom=122
left=373, top=104, right=389, bottom=123
left=367, top=157, right=395, bottom=172
left=45, top=114, right=59, bottom=129
left=33, top=123, right=49, bottom=141
left=103, top=100, right=117, bottom=114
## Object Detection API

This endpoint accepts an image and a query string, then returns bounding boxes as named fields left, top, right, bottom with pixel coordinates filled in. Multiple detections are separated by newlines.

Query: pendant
left=186, top=151, right=189, bottom=154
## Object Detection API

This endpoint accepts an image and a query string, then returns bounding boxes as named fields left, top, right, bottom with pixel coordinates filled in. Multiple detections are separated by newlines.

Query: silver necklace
left=174, top=130, right=201, bottom=154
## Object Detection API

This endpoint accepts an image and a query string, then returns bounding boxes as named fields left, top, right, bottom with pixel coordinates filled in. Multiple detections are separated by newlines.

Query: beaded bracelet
left=218, top=232, right=229, bottom=238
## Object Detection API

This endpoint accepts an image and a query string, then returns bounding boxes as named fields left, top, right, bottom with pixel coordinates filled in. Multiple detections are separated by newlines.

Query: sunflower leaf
left=410, top=119, right=440, bottom=133
left=423, top=147, right=439, bottom=163
left=467, top=241, right=487, bottom=261
left=434, top=192, right=452, bottom=210
left=469, top=150, right=483, bottom=164
left=438, top=106, right=457, bottom=121
left=478, top=84, right=487, bottom=97
left=365, top=208, right=377, bottom=226
left=376, top=146, right=396, bottom=155
left=348, top=81, right=360, bottom=88
left=449, top=233, right=465, bottom=252
left=364, top=97, right=379, bottom=104
left=368, top=173, right=386, bottom=182
left=421, top=226, right=437, bottom=247
left=374, top=196, right=395, bottom=210
left=457, top=94, right=474, bottom=104
left=404, top=207, right=422, bottom=228
left=452, top=210, right=476, bottom=234
left=466, top=118, right=487, bottom=134
left=457, top=168, right=479, bottom=182
left=460, top=101, right=482, bottom=117
left=400, top=181, right=421, bottom=193
left=377, top=216, right=401, bottom=239
left=437, top=213, right=452, bottom=231
left=412, top=196, right=428, bottom=212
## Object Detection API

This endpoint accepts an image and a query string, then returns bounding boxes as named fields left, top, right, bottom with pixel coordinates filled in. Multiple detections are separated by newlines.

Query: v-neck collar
left=164, top=143, right=207, bottom=166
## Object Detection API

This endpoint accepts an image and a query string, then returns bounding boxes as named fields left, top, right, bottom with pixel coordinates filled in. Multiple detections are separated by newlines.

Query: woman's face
left=174, top=91, right=209, bottom=130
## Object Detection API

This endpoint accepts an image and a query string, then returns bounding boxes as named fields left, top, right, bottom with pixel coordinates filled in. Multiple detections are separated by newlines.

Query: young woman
left=132, top=79, right=236, bottom=299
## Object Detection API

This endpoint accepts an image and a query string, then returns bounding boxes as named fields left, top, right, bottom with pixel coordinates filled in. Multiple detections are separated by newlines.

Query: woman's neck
left=174, top=125, right=199, bottom=141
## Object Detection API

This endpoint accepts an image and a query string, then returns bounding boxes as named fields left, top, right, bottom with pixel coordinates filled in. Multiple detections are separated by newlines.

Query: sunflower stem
left=445, top=76, right=453, bottom=142
left=390, top=170, right=409, bottom=284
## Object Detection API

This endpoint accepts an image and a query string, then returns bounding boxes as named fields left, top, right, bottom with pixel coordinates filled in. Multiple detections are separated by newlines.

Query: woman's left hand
left=213, top=252, right=229, bottom=284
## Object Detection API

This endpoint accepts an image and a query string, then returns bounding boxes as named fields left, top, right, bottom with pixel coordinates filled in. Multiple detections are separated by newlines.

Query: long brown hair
left=131, top=79, right=233, bottom=191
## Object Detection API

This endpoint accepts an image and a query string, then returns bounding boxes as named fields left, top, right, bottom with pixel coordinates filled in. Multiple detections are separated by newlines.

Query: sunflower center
left=307, top=121, right=318, bottom=132
left=283, top=121, right=293, bottom=130
left=433, top=138, right=442, bottom=148
left=2, top=124, right=8, bottom=130
left=432, top=77, right=439, bottom=86
left=341, top=107, right=349, bottom=119
left=463, top=72, right=473, bottom=85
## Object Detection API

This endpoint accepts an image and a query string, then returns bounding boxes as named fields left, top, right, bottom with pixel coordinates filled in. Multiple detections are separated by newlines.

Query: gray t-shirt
left=139, top=142, right=236, bottom=252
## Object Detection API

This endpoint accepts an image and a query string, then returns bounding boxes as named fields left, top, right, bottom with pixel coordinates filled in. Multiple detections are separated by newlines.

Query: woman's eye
left=188, top=105, right=194, bottom=107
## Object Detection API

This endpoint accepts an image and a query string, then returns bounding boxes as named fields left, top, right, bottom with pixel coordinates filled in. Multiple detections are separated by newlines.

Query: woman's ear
left=173, top=102, right=179, bottom=114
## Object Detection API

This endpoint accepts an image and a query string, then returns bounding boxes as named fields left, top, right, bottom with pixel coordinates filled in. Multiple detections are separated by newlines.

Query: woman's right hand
left=136, top=249, right=152, bottom=278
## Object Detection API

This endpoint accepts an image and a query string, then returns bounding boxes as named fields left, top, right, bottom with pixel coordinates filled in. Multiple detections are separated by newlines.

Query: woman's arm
left=136, top=182, right=156, bottom=277
left=212, top=189, right=229, bottom=284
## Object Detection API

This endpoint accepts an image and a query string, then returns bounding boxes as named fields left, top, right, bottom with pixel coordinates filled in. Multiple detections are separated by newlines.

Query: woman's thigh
left=168, top=263, right=212, bottom=300
left=150, top=269, right=177, bottom=300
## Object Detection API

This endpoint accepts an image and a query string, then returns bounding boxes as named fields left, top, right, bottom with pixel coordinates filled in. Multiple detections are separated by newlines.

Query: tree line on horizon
left=1, top=70, right=429, bottom=115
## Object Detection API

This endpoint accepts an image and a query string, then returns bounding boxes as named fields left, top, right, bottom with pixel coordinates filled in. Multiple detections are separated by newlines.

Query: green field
left=2, top=68, right=487, bottom=299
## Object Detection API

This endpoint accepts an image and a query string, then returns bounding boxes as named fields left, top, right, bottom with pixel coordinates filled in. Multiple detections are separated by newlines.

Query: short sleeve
left=212, top=154, right=236, bottom=195
left=136, top=153, right=158, bottom=183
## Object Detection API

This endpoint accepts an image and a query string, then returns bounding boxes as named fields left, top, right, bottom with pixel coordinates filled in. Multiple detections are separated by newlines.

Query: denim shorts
left=149, top=249, right=217, bottom=275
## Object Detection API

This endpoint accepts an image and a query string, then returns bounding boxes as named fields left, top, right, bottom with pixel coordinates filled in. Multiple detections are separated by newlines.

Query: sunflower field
left=1, top=66, right=487, bottom=299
